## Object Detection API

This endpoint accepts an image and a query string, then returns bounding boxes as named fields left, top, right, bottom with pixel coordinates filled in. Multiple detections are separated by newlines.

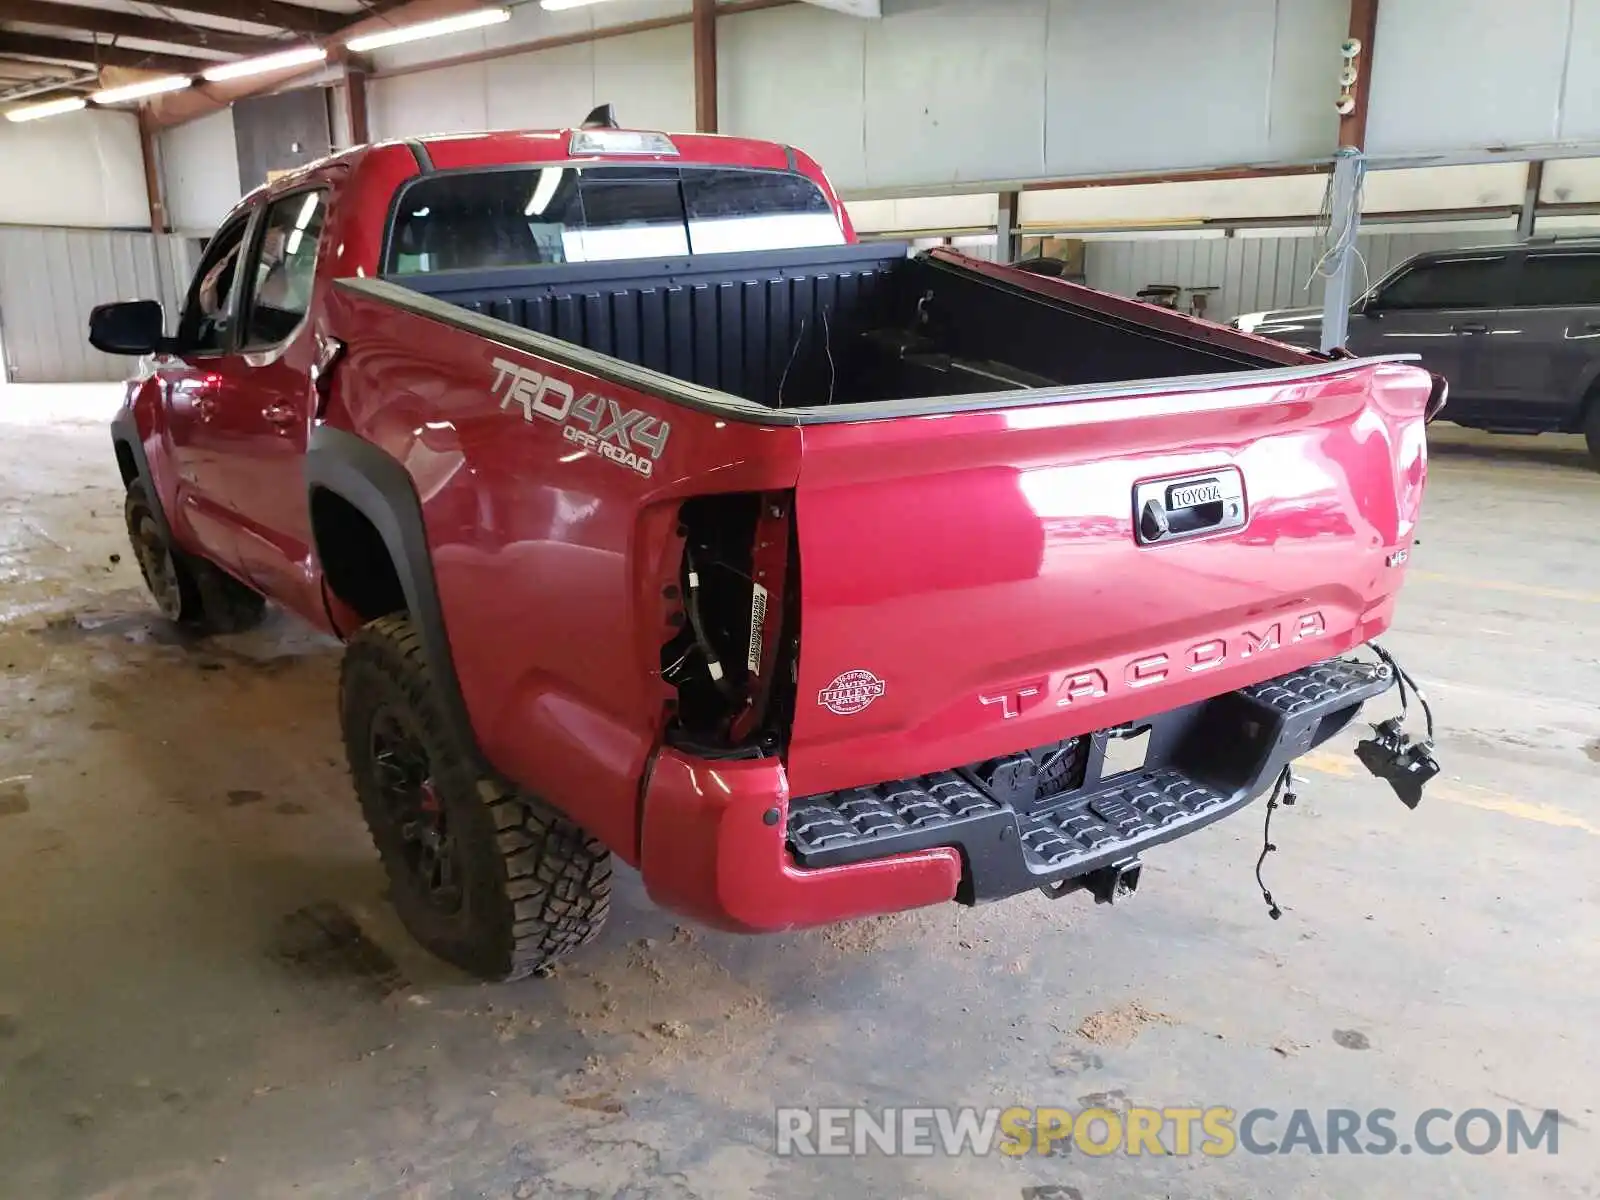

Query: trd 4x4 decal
left=491, top=357, right=671, bottom=479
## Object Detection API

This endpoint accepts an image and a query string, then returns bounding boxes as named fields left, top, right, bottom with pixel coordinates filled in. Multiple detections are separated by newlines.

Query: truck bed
left=378, top=243, right=1307, bottom=414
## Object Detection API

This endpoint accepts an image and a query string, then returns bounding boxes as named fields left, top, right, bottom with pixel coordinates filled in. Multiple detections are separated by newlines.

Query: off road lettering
left=491, top=356, right=671, bottom=478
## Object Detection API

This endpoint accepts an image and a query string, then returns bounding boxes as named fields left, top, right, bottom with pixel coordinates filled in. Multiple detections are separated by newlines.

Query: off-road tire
left=1585, top=401, right=1600, bottom=472
left=340, top=614, right=612, bottom=981
left=123, top=483, right=266, bottom=633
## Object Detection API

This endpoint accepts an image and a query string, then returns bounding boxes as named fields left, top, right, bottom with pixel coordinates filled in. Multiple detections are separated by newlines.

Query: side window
left=177, top=213, right=251, bottom=353
left=683, top=169, right=843, bottom=255
left=575, top=176, right=689, bottom=262
left=240, top=189, right=329, bottom=347
left=1514, top=255, right=1600, bottom=307
left=1373, top=257, right=1504, bottom=311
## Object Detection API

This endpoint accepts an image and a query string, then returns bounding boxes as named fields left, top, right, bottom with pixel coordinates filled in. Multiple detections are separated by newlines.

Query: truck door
left=162, top=208, right=254, bottom=575
left=1355, top=253, right=1510, bottom=425
left=191, top=187, right=331, bottom=620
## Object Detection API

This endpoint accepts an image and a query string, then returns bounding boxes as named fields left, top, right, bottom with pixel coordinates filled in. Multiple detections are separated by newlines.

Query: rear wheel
left=340, top=615, right=612, bottom=981
left=1585, top=402, right=1600, bottom=472
left=123, top=483, right=265, bottom=633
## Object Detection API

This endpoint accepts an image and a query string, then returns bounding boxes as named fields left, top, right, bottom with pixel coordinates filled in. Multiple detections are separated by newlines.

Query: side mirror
left=89, top=300, right=168, bottom=356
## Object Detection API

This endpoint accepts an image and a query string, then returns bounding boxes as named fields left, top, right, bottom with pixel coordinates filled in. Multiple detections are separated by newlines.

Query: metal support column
left=1517, top=160, right=1544, bottom=240
left=996, top=190, right=1019, bottom=264
left=137, top=109, right=168, bottom=233
left=693, top=0, right=717, bottom=133
left=1320, top=148, right=1364, bottom=353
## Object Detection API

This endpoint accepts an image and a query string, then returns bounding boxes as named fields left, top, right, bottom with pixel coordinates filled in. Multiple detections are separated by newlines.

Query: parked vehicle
left=93, top=119, right=1442, bottom=982
left=1235, top=239, right=1600, bottom=468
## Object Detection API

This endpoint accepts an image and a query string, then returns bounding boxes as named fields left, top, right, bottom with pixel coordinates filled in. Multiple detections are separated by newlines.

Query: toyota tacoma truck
left=92, top=114, right=1443, bottom=982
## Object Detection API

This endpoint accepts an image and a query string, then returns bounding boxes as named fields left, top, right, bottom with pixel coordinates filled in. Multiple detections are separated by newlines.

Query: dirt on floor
left=1, top=401, right=1598, bottom=1199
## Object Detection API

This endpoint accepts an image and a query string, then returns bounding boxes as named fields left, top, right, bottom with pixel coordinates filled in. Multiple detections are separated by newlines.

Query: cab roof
left=390, top=127, right=799, bottom=174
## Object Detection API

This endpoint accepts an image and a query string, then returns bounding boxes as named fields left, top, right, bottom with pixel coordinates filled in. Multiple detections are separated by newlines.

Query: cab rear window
left=386, top=165, right=843, bottom=274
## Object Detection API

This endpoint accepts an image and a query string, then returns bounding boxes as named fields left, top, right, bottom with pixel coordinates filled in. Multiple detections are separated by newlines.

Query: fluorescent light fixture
left=202, top=46, right=326, bottom=83
left=5, top=95, right=87, bottom=122
left=540, top=0, right=623, bottom=9
left=345, top=7, right=509, bottom=52
left=91, top=75, right=191, bottom=105
left=570, top=129, right=677, bottom=156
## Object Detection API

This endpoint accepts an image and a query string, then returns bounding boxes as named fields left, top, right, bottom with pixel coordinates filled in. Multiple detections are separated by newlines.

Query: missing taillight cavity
left=661, top=491, right=796, bottom=755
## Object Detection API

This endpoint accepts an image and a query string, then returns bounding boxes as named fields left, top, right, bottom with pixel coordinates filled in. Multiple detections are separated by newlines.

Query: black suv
left=1236, top=239, right=1600, bottom=469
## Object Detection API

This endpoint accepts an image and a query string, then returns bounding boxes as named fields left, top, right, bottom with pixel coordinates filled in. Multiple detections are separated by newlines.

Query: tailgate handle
left=1134, top=468, right=1247, bottom=546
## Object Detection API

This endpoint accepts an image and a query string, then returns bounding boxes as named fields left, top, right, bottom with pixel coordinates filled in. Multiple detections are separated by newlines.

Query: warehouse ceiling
left=0, top=0, right=396, bottom=97
left=0, top=0, right=886, bottom=105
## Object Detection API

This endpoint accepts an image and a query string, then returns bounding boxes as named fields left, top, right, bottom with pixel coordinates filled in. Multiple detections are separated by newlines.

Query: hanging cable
left=1254, top=764, right=1298, bottom=920
left=1303, top=149, right=1368, bottom=296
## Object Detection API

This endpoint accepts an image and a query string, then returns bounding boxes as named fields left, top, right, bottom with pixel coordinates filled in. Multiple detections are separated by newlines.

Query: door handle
left=263, top=402, right=297, bottom=426
left=1451, top=322, right=1488, bottom=334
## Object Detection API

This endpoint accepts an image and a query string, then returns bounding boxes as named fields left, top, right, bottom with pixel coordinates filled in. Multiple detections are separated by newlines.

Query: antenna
left=582, top=104, right=619, bottom=129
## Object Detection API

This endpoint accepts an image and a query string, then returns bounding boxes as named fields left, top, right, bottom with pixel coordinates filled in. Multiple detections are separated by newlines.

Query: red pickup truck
left=93, top=115, right=1442, bottom=981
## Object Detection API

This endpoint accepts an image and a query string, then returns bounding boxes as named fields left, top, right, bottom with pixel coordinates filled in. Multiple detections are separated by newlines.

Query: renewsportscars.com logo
left=775, top=1106, right=1564, bottom=1158
left=491, top=357, right=670, bottom=479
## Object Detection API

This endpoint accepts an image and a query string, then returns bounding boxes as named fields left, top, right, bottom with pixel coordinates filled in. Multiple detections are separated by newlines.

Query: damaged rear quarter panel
left=329, top=289, right=804, bottom=863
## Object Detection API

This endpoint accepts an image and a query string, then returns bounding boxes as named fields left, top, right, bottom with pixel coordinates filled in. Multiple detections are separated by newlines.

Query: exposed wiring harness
left=1369, top=641, right=1435, bottom=743
left=682, top=549, right=737, bottom=699
left=1254, top=764, right=1298, bottom=920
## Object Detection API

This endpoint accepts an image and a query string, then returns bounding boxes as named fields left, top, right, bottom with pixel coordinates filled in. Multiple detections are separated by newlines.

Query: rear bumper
left=639, top=655, right=1392, bottom=932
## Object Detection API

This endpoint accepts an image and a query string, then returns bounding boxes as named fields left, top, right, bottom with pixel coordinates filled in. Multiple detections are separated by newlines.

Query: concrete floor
left=1, top=391, right=1597, bottom=1199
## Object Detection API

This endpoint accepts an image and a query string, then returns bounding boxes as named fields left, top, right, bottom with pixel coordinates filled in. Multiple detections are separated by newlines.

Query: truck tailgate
left=784, top=359, right=1433, bottom=798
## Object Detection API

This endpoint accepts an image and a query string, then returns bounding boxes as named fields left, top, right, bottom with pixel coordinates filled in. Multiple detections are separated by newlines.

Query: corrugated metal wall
left=0, top=227, right=196, bottom=384
left=1084, top=229, right=1513, bottom=322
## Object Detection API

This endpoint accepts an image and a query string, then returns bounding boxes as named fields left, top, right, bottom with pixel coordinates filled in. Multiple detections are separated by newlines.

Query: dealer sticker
left=818, top=669, right=886, bottom=716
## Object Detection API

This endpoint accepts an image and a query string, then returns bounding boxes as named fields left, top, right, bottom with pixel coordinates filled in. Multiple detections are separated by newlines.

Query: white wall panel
left=848, top=193, right=999, bottom=233
left=719, top=5, right=868, bottom=189
left=1267, top=0, right=1355, bottom=161
left=1021, top=175, right=1331, bottom=227
left=1542, top=156, right=1600, bottom=202
left=723, top=0, right=1344, bottom=192
left=1366, top=0, right=1576, bottom=155
left=371, top=0, right=690, bottom=72
left=371, top=61, right=490, bottom=137
left=1045, top=0, right=1344, bottom=176
left=1362, top=163, right=1526, bottom=212
left=1561, top=0, right=1600, bottom=139
left=0, top=229, right=194, bottom=382
left=372, top=26, right=692, bottom=141
left=861, top=0, right=1047, bottom=187
left=0, top=109, right=147, bottom=229
left=159, top=108, right=243, bottom=234
left=593, top=24, right=694, bottom=133
left=484, top=42, right=596, bottom=130
left=1021, top=164, right=1531, bottom=230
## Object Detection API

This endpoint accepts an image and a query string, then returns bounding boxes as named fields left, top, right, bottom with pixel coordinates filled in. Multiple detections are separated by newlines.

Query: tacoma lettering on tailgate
left=1052, top=612, right=1326, bottom=707
left=491, top=356, right=670, bottom=478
